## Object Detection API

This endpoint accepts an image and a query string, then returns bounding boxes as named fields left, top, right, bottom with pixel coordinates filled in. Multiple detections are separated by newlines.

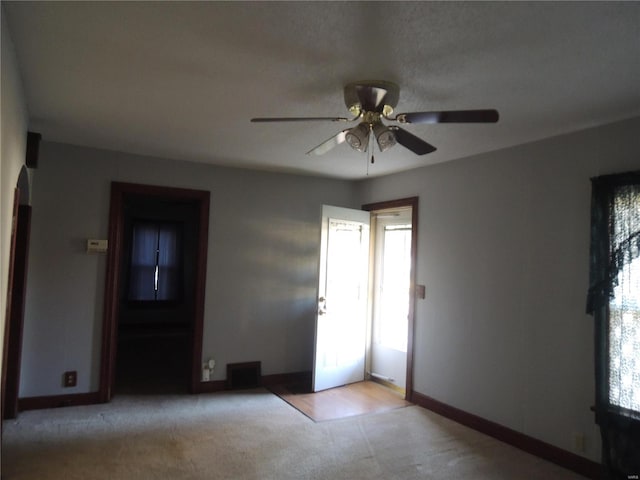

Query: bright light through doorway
left=376, top=223, right=412, bottom=352
left=370, top=207, right=413, bottom=392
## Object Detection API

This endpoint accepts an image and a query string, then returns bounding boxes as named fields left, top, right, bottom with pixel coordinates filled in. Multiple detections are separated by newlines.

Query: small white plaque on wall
left=87, top=239, right=108, bottom=254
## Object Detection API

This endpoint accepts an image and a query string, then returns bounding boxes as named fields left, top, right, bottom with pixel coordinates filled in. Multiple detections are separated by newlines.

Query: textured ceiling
left=4, top=2, right=640, bottom=179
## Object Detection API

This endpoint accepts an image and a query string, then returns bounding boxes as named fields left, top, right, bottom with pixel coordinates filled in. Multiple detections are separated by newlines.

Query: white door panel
left=313, top=205, right=370, bottom=392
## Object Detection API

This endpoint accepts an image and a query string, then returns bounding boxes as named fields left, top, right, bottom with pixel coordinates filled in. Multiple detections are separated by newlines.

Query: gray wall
left=355, top=116, right=640, bottom=461
left=21, top=142, right=356, bottom=396
left=1, top=5, right=29, bottom=398
left=20, top=117, right=640, bottom=463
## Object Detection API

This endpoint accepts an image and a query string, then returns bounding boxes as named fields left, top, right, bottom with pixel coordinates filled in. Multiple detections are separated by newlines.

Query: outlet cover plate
left=63, top=371, right=77, bottom=387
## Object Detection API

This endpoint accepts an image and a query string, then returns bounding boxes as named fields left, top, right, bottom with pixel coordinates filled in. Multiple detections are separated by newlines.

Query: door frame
left=2, top=166, right=33, bottom=421
left=362, top=196, right=418, bottom=401
left=2, top=189, right=21, bottom=421
left=100, top=182, right=210, bottom=402
left=2, top=203, right=31, bottom=419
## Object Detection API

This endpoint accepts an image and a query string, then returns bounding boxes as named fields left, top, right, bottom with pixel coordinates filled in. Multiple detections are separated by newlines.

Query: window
left=587, top=171, right=640, bottom=476
left=128, top=221, right=182, bottom=302
left=609, top=198, right=640, bottom=414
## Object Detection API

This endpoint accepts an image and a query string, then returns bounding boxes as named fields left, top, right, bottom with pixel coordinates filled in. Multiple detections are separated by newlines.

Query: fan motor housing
left=344, top=81, right=399, bottom=115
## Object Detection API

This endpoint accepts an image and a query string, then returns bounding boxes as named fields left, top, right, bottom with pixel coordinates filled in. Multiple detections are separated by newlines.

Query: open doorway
left=100, top=182, right=209, bottom=401
left=2, top=166, right=32, bottom=420
left=364, top=197, right=417, bottom=400
left=275, top=198, right=417, bottom=417
left=115, top=204, right=197, bottom=394
left=368, top=207, right=413, bottom=395
left=308, top=197, right=417, bottom=403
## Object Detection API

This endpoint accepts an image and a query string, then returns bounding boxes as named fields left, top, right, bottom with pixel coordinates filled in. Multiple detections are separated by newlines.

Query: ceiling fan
left=251, top=80, right=499, bottom=158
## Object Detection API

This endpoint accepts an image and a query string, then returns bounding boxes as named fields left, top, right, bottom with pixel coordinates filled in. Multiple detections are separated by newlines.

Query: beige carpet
left=2, top=389, right=585, bottom=480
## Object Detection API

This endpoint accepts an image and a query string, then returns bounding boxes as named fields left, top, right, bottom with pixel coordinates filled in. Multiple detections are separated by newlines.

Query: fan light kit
left=251, top=80, right=499, bottom=162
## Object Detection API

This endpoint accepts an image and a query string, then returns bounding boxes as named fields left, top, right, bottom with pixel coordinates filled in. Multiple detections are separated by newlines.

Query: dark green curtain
left=587, top=171, right=640, bottom=479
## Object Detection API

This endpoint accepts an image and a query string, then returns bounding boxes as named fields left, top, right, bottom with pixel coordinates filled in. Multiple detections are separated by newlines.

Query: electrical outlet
left=63, top=371, right=77, bottom=388
left=202, top=364, right=211, bottom=382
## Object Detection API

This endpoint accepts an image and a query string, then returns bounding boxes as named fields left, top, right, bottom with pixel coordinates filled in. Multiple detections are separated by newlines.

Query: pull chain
left=365, top=126, right=375, bottom=176
left=369, top=126, right=375, bottom=164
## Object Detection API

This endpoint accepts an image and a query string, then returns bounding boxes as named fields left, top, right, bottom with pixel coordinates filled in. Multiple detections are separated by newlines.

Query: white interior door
left=313, top=205, right=370, bottom=392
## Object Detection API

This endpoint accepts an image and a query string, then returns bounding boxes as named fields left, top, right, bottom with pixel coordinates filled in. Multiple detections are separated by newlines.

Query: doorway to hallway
left=100, top=182, right=210, bottom=401
left=364, top=197, right=417, bottom=399
left=311, top=197, right=418, bottom=401
left=367, top=205, right=413, bottom=395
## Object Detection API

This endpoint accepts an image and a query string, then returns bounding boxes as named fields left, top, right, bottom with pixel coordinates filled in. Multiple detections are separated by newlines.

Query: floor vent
left=226, top=361, right=261, bottom=389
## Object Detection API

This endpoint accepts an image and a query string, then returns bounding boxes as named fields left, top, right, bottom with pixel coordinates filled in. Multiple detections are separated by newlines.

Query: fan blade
left=394, top=109, right=499, bottom=124
left=251, top=117, right=351, bottom=123
left=390, top=127, right=437, bottom=155
left=306, top=130, right=349, bottom=156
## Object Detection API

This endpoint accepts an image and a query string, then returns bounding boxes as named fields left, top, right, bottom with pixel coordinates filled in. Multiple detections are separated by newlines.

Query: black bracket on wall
left=26, top=131, right=42, bottom=169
